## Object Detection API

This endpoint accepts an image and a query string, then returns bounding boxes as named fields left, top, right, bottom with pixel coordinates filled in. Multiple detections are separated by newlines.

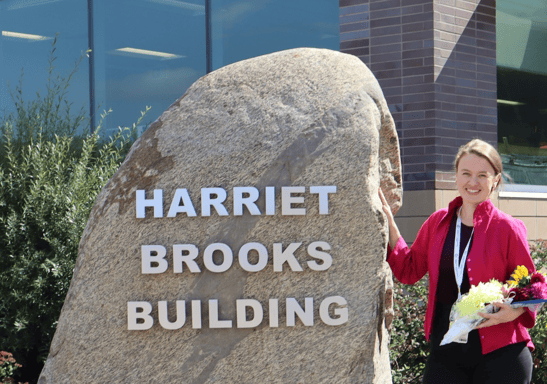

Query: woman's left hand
left=476, top=302, right=526, bottom=329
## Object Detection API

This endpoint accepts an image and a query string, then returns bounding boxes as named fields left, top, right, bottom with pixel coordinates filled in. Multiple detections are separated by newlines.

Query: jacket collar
left=446, top=196, right=495, bottom=227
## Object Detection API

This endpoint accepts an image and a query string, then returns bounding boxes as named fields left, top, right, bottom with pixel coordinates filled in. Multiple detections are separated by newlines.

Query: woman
left=379, top=139, right=536, bottom=383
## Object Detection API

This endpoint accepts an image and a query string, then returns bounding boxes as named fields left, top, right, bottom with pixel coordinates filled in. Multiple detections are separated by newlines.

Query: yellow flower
left=507, top=265, right=529, bottom=287
left=517, top=265, right=529, bottom=277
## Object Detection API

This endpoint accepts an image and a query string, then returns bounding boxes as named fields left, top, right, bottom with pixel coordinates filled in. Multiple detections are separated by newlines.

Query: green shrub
left=0, top=39, right=142, bottom=383
left=0, top=351, right=26, bottom=384
left=530, top=240, right=547, bottom=384
left=389, top=277, right=429, bottom=384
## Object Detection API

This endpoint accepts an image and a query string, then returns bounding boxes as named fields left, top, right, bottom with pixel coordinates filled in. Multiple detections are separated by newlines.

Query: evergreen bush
left=530, top=240, right=547, bottom=384
left=0, top=39, right=143, bottom=383
left=389, top=277, right=429, bottom=383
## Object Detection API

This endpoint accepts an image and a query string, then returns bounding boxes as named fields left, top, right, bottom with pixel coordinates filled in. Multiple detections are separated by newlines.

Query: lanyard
left=454, top=207, right=474, bottom=300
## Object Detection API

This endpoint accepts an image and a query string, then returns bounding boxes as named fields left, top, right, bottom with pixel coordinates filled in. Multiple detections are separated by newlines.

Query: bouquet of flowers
left=506, top=265, right=547, bottom=312
left=440, top=266, right=547, bottom=345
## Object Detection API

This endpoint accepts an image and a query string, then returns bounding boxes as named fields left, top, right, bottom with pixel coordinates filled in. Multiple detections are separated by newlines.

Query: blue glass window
left=210, top=0, right=340, bottom=70
left=2, top=0, right=340, bottom=137
left=0, top=0, right=89, bottom=121
left=93, top=0, right=206, bottom=135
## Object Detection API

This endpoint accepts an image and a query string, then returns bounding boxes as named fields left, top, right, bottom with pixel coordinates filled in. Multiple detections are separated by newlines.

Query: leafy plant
left=530, top=240, right=547, bottom=384
left=389, top=277, right=429, bottom=384
left=0, top=39, right=143, bottom=383
left=0, top=351, right=27, bottom=384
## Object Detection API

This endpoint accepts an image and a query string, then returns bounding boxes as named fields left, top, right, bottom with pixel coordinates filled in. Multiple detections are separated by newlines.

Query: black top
left=430, top=211, right=477, bottom=349
left=436, top=211, right=474, bottom=304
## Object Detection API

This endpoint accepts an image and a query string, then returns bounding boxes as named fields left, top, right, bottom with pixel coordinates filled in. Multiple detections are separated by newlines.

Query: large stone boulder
left=39, top=48, right=401, bottom=383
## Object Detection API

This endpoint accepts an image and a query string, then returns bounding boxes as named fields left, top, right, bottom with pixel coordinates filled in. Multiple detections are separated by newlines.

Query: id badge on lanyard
left=454, top=213, right=474, bottom=299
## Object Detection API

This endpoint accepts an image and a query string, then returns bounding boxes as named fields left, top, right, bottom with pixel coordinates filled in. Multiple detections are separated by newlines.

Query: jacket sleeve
left=507, top=219, right=536, bottom=329
left=387, top=215, right=434, bottom=285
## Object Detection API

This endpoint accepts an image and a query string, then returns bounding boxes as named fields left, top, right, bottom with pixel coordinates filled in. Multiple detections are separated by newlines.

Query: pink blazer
left=387, top=196, right=536, bottom=354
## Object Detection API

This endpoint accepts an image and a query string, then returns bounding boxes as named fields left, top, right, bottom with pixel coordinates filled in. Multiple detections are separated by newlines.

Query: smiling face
left=456, top=153, right=501, bottom=206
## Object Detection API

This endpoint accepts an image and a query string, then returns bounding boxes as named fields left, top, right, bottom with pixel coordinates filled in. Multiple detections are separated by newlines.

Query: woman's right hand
left=378, top=187, right=401, bottom=249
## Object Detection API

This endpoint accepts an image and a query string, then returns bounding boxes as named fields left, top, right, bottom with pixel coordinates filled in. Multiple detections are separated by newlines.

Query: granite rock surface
left=39, top=48, right=402, bottom=384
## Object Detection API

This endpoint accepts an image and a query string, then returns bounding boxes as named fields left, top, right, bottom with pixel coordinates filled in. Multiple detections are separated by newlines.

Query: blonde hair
left=454, top=139, right=503, bottom=187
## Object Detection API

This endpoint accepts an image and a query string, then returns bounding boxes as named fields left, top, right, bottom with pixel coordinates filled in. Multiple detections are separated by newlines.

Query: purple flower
left=511, top=287, right=531, bottom=302
left=530, top=273, right=546, bottom=285
left=530, top=282, right=547, bottom=300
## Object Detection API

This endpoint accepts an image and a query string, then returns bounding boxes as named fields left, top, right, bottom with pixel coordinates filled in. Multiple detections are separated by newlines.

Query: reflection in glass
left=93, top=0, right=206, bottom=135
left=210, top=0, right=339, bottom=70
left=2, top=0, right=340, bottom=138
left=497, top=0, right=547, bottom=186
left=0, top=0, right=89, bottom=124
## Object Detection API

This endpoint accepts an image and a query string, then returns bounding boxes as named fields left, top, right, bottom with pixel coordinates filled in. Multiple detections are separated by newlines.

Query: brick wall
left=339, top=0, right=497, bottom=191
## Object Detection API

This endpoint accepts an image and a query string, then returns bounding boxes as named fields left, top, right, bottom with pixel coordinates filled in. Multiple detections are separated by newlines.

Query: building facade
left=1, top=0, right=546, bottom=240
left=339, top=0, right=547, bottom=241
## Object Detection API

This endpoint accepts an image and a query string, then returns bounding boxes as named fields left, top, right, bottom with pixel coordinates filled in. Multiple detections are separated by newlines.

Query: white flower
left=455, top=280, right=504, bottom=318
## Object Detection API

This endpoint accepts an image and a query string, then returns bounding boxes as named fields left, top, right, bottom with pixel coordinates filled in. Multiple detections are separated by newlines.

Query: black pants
left=423, top=303, right=533, bottom=384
